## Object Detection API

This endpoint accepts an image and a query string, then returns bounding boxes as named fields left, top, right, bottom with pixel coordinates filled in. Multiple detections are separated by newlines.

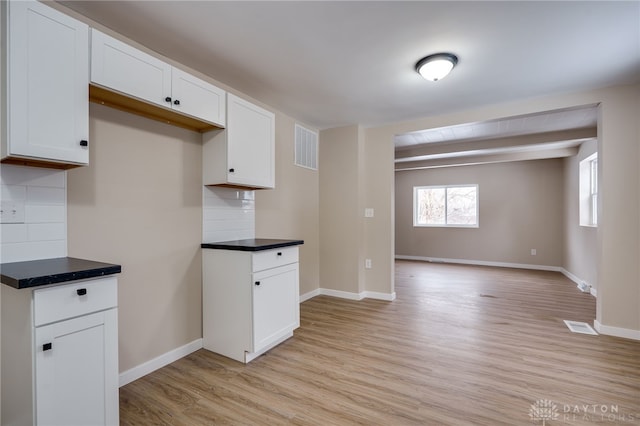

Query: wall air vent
left=294, top=124, right=318, bottom=170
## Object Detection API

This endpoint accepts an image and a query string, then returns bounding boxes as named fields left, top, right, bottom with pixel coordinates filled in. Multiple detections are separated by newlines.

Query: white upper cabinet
left=227, top=94, right=275, bottom=188
left=2, top=0, right=89, bottom=168
left=90, top=29, right=225, bottom=128
left=90, top=29, right=172, bottom=110
left=171, top=67, right=226, bottom=126
left=203, top=94, right=275, bottom=189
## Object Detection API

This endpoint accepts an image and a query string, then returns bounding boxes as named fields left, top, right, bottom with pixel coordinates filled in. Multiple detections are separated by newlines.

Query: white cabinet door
left=35, top=309, right=119, bottom=426
left=226, top=94, right=275, bottom=188
left=6, top=0, right=89, bottom=164
left=91, top=29, right=172, bottom=109
left=91, top=30, right=226, bottom=127
left=252, top=264, right=299, bottom=352
left=172, top=68, right=225, bottom=126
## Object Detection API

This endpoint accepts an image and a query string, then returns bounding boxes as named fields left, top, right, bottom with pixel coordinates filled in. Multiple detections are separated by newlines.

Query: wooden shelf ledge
left=89, top=85, right=223, bottom=133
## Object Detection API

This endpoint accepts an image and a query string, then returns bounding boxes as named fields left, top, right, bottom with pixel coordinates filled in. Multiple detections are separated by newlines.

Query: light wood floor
left=120, top=261, right=640, bottom=425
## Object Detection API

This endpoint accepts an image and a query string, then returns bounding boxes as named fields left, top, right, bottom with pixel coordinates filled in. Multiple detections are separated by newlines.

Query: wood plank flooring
left=120, top=261, right=640, bottom=425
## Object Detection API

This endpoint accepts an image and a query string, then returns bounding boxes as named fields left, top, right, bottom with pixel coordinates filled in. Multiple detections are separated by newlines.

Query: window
left=590, top=157, right=598, bottom=225
left=414, top=185, right=478, bottom=227
left=579, top=153, right=598, bottom=227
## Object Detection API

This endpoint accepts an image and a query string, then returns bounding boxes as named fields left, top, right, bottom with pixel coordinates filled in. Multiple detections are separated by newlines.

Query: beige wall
left=317, top=124, right=395, bottom=298
left=53, top=3, right=323, bottom=373
left=318, top=125, right=363, bottom=294
left=365, top=83, right=639, bottom=335
left=67, top=104, right=203, bottom=372
left=395, top=159, right=565, bottom=266
left=255, top=113, right=320, bottom=296
left=67, top=102, right=322, bottom=375
left=363, top=127, right=396, bottom=295
left=596, top=87, right=640, bottom=334
left=563, top=140, right=598, bottom=290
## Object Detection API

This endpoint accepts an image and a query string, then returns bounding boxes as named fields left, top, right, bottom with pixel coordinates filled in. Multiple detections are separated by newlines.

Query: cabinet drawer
left=252, top=247, right=298, bottom=272
left=34, top=276, right=118, bottom=327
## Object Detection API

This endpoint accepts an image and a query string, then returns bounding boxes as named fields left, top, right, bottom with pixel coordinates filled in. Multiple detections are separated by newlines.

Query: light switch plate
left=365, top=208, right=374, bottom=218
left=1, top=200, right=26, bottom=224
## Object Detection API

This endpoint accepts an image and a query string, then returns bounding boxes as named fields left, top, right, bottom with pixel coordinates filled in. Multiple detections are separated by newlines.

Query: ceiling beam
left=394, top=127, right=596, bottom=161
left=395, top=146, right=580, bottom=171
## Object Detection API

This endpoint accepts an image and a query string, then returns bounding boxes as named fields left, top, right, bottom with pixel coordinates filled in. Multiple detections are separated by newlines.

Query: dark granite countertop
left=201, top=238, right=304, bottom=252
left=1, top=257, right=122, bottom=289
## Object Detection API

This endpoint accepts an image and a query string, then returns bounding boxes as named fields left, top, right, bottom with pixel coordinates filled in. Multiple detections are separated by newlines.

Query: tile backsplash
left=0, top=166, right=255, bottom=262
left=1, top=164, right=67, bottom=263
left=203, top=186, right=255, bottom=243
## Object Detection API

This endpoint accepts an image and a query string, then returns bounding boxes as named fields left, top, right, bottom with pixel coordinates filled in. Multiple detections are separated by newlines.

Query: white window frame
left=590, top=157, right=598, bottom=226
left=579, top=153, right=598, bottom=227
left=413, top=184, right=479, bottom=228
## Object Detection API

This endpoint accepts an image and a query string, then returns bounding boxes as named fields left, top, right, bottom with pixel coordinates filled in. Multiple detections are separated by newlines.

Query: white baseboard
left=594, top=320, right=640, bottom=341
left=559, top=268, right=596, bottom=298
left=560, top=268, right=582, bottom=285
left=319, top=288, right=363, bottom=300
left=119, top=338, right=203, bottom=387
left=395, top=255, right=564, bottom=272
left=300, top=288, right=396, bottom=302
left=362, top=290, right=396, bottom=301
left=300, top=288, right=320, bottom=302
left=396, top=255, right=599, bottom=297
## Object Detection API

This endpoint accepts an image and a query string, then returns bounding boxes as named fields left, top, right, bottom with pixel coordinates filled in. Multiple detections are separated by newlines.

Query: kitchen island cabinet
left=202, top=239, right=303, bottom=363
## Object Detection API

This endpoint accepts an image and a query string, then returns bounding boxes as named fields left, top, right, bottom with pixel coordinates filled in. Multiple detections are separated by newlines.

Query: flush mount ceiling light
left=415, top=53, right=458, bottom=81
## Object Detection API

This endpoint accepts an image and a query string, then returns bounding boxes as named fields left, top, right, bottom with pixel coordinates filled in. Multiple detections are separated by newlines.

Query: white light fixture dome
left=415, top=53, right=458, bottom=81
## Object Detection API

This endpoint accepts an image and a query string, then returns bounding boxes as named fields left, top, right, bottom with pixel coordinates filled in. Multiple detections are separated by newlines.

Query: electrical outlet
left=531, top=249, right=537, bottom=256
left=365, top=259, right=372, bottom=269
left=0, top=200, right=25, bottom=224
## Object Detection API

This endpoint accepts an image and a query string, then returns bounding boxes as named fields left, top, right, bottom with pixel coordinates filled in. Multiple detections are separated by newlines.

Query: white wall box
left=1, top=0, right=89, bottom=169
left=90, top=29, right=226, bottom=132
left=202, top=247, right=299, bottom=363
left=203, top=93, right=275, bottom=189
left=1, top=276, right=119, bottom=426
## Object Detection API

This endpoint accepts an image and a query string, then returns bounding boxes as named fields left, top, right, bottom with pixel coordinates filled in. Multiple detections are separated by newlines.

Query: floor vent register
left=563, top=320, right=598, bottom=335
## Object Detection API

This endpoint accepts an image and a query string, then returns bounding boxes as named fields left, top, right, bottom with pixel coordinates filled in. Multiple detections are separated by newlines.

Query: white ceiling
left=59, top=1, right=640, bottom=131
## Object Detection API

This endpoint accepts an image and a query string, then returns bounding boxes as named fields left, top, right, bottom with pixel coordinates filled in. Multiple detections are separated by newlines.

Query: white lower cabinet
left=202, top=247, right=299, bottom=363
left=1, top=277, right=119, bottom=426
left=35, top=309, right=118, bottom=426
left=253, top=266, right=298, bottom=352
